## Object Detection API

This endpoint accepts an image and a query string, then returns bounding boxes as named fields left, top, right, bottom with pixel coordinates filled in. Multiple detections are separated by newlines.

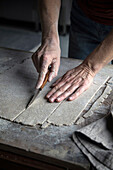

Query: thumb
left=36, top=59, right=49, bottom=89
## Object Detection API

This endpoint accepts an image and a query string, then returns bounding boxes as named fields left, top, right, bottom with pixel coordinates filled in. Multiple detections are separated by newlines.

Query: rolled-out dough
left=47, top=77, right=109, bottom=126
left=84, top=84, right=112, bottom=118
left=0, top=53, right=111, bottom=127
left=0, top=57, right=81, bottom=123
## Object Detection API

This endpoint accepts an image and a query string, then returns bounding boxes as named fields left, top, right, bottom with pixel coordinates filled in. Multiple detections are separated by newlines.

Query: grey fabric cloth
left=73, top=112, right=113, bottom=170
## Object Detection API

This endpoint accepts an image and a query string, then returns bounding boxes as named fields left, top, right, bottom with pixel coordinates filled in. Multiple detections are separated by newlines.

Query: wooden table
left=0, top=47, right=113, bottom=170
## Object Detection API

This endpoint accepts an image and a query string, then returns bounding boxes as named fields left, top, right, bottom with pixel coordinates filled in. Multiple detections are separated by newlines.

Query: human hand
left=46, top=63, right=95, bottom=102
left=32, top=38, right=60, bottom=89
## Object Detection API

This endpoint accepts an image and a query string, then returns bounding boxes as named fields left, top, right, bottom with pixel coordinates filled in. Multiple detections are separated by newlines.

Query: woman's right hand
left=32, top=37, right=61, bottom=89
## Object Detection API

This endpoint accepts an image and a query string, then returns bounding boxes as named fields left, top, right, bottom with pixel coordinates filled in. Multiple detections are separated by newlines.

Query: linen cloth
left=73, top=106, right=113, bottom=170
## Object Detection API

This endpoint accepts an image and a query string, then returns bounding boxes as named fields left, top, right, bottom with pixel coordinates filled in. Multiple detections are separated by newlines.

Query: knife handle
left=40, top=70, right=50, bottom=90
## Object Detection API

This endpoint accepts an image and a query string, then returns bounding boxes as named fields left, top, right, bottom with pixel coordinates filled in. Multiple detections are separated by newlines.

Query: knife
left=26, top=69, right=50, bottom=109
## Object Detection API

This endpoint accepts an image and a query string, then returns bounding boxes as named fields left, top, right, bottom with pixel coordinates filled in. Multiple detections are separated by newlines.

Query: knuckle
left=68, top=87, right=74, bottom=94
left=63, top=75, right=68, bottom=81
left=43, top=55, right=48, bottom=61
left=59, top=87, right=63, bottom=92
left=36, top=49, right=41, bottom=56
left=54, top=72, right=58, bottom=77
left=31, top=54, right=34, bottom=59
left=83, top=80, right=88, bottom=87
left=41, top=64, right=46, bottom=70
left=72, top=86, right=77, bottom=91
left=54, top=85, right=59, bottom=91
left=67, top=70, right=72, bottom=75
left=66, top=91, right=71, bottom=96
left=37, top=68, right=40, bottom=73
left=66, top=79, right=72, bottom=83
left=63, top=93, right=67, bottom=98
left=66, top=70, right=70, bottom=74
left=69, top=79, right=74, bottom=84
left=41, top=64, right=48, bottom=71
left=35, top=51, right=39, bottom=55
left=32, top=53, right=37, bottom=60
left=70, top=73, right=73, bottom=77
left=66, top=88, right=71, bottom=93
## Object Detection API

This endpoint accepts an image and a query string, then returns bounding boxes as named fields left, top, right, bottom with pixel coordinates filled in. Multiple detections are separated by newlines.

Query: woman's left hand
left=46, top=63, right=95, bottom=102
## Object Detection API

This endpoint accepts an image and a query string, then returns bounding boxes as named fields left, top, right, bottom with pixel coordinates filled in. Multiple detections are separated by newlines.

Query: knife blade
left=26, top=70, right=50, bottom=109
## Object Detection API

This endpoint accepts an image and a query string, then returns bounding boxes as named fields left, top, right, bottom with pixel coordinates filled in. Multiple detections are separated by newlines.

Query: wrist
left=42, top=25, right=59, bottom=44
left=42, top=31, right=60, bottom=50
left=79, top=62, right=96, bottom=77
left=82, top=59, right=102, bottom=76
left=82, top=44, right=106, bottom=75
left=42, top=33, right=59, bottom=45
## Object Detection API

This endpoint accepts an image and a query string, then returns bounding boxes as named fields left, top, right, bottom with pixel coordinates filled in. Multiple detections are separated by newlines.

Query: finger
left=46, top=76, right=82, bottom=99
left=51, top=77, right=62, bottom=87
left=48, top=59, right=60, bottom=82
left=32, top=52, right=42, bottom=73
left=32, top=54, right=38, bottom=71
left=68, top=85, right=86, bottom=101
left=55, top=83, right=80, bottom=102
left=46, top=80, right=66, bottom=99
left=36, top=60, right=49, bottom=89
left=52, top=72, right=75, bottom=87
left=47, top=82, right=71, bottom=102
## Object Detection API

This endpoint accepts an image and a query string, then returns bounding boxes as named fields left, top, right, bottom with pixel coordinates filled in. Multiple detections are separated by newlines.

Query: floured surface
left=0, top=47, right=32, bottom=74
left=0, top=49, right=112, bottom=126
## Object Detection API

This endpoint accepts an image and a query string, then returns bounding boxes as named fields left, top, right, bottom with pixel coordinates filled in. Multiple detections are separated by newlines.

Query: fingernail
left=49, top=77, right=52, bottom=82
left=49, top=98, right=54, bottom=103
left=36, top=85, right=39, bottom=89
left=36, top=83, right=41, bottom=89
left=56, top=98, right=60, bottom=102
left=46, top=94, right=50, bottom=98
left=68, top=97, right=72, bottom=100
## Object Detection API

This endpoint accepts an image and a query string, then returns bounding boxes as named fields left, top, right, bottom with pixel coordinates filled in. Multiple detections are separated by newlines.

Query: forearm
left=83, top=29, right=113, bottom=74
left=39, top=0, right=61, bottom=43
